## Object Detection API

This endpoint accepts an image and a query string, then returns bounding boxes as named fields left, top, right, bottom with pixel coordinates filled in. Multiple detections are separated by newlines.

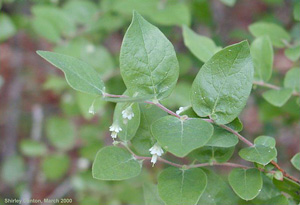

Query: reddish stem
left=253, top=81, right=300, bottom=97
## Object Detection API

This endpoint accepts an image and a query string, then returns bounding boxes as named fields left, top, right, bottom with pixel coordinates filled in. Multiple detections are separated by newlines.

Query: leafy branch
left=37, top=11, right=300, bottom=204
left=104, top=92, right=300, bottom=184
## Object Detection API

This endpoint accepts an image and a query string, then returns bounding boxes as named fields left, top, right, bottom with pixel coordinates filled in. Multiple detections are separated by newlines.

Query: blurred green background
left=0, top=0, right=299, bottom=204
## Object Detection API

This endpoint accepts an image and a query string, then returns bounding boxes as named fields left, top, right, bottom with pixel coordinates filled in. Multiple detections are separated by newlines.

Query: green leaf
left=143, top=182, right=164, bottom=205
left=113, top=101, right=140, bottom=141
left=285, top=45, right=300, bottom=62
left=43, top=75, right=68, bottom=93
left=103, top=94, right=155, bottom=103
left=191, top=146, right=235, bottom=163
left=148, top=2, right=190, bottom=26
left=158, top=167, right=207, bottom=205
left=228, top=168, right=263, bottom=200
left=205, top=125, right=238, bottom=147
left=226, top=117, right=243, bottom=132
left=251, top=174, right=283, bottom=204
left=42, top=154, right=70, bottom=180
left=1, top=155, right=25, bottom=185
left=79, top=143, right=102, bottom=161
left=110, top=0, right=190, bottom=26
left=191, top=41, right=254, bottom=124
left=262, top=88, right=293, bottom=107
left=120, top=11, right=179, bottom=100
left=161, top=82, right=192, bottom=108
left=254, top=136, right=276, bottom=148
left=198, top=169, right=238, bottom=205
left=0, top=13, right=16, bottom=42
left=274, top=171, right=283, bottom=181
left=249, top=22, right=290, bottom=48
left=54, top=39, right=115, bottom=75
left=291, top=152, right=300, bottom=171
left=46, top=117, right=75, bottom=150
left=273, top=177, right=300, bottom=202
left=20, top=139, right=47, bottom=157
left=151, top=116, right=214, bottom=157
left=63, top=0, right=98, bottom=25
left=183, top=26, right=220, bottom=62
left=37, top=51, right=105, bottom=95
left=31, top=6, right=76, bottom=38
left=219, top=0, right=236, bottom=7
left=239, top=145, right=277, bottom=165
left=131, top=103, right=167, bottom=156
left=92, top=146, right=142, bottom=180
left=251, top=36, right=273, bottom=82
left=31, top=17, right=60, bottom=43
left=284, top=67, right=300, bottom=92
left=264, top=195, right=289, bottom=205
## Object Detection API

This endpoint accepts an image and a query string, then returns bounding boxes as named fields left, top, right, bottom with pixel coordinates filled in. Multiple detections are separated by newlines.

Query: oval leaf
left=131, top=103, right=167, bottom=156
left=143, top=182, right=164, bottom=205
left=191, top=146, right=235, bottom=163
left=249, top=22, right=290, bottom=48
left=151, top=116, right=214, bottom=157
left=226, top=117, right=243, bottom=132
left=92, top=146, right=142, bottom=180
left=251, top=36, right=273, bottom=82
left=120, top=11, right=179, bottom=100
left=113, top=101, right=140, bottom=142
left=158, top=167, right=207, bottom=205
left=183, top=25, right=220, bottom=62
left=228, top=168, right=263, bottom=200
left=205, top=125, right=238, bottom=147
left=262, top=88, right=293, bottom=107
left=46, top=117, right=75, bottom=151
left=42, top=154, right=70, bottom=181
left=198, top=169, right=238, bottom=205
left=254, top=136, right=276, bottom=148
left=284, top=67, right=300, bottom=92
left=191, top=41, right=254, bottom=124
left=37, top=51, right=105, bottom=95
left=291, top=152, right=300, bottom=171
left=239, top=145, right=277, bottom=165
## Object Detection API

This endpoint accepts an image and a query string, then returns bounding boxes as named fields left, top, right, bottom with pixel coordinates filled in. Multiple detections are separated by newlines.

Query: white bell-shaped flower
left=176, top=107, right=185, bottom=115
left=88, top=103, right=95, bottom=115
left=149, top=143, right=164, bottom=166
left=109, top=123, right=122, bottom=133
left=149, top=143, right=164, bottom=156
left=151, top=154, right=158, bottom=166
left=109, top=123, right=122, bottom=139
left=122, top=106, right=134, bottom=120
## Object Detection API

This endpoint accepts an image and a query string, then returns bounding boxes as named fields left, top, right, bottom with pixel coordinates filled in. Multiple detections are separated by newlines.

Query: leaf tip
left=132, top=10, right=141, bottom=19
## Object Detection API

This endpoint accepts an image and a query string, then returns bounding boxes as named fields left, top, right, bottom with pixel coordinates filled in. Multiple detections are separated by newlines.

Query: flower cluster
left=109, top=123, right=122, bottom=139
left=149, top=143, right=164, bottom=166
left=122, top=106, right=134, bottom=120
left=109, top=105, right=135, bottom=140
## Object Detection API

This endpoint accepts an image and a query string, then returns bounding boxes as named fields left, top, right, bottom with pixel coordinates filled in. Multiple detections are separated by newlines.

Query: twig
left=145, top=101, right=181, bottom=118
left=103, top=93, right=182, bottom=119
left=122, top=143, right=249, bottom=169
left=105, top=92, right=300, bottom=184
left=219, top=124, right=254, bottom=147
left=189, top=162, right=249, bottom=169
left=219, top=123, right=300, bottom=184
left=253, top=81, right=300, bottom=97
